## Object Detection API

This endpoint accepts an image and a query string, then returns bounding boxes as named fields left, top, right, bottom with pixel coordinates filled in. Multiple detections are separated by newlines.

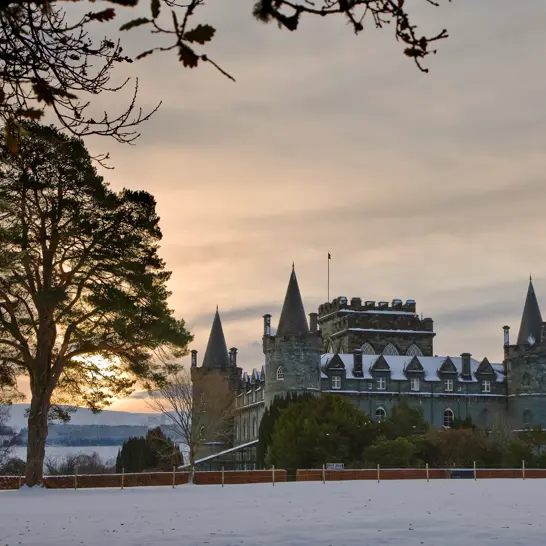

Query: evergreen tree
left=116, top=427, right=183, bottom=473
left=267, top=394, right=377, bottom=469
left=0, top=123, right=192, bottom=486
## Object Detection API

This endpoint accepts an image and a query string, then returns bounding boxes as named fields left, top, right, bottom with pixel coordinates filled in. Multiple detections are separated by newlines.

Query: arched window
left=523, top=409, right=533, bottom=428
left=276, top=366, right=285, bottom=381
left=443, top=408, right=454, bottom=428
left=521, top=373, right=531, bottom=388
left=252, top=417, right=257, bottom=438
left=406, top=344, right=423, bottom=357
left=382, top=343, right=399, bottom=356
left=375, top=407, right=386, bottom=422
left=361, top=342, right=375, bottom=355
left=243, top=421, right=248, bottom=440
left=235, top=424, right=239, bottom=440
left=199, top=425, right=205, bottom=440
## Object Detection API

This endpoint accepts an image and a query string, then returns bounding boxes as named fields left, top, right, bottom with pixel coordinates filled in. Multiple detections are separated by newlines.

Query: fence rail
left=2, top=465, right=545, bottom=490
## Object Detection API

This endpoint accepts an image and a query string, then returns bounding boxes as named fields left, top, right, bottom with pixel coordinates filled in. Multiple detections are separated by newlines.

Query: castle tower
left=506, top=278, right=546, bottom=428
left=263, top=266, right=322, bottom=406
left=191, top=308, right=240, bottom=459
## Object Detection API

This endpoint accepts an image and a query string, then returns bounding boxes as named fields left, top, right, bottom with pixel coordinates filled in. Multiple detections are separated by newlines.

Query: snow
left=1, top=480, right=545, bottom=545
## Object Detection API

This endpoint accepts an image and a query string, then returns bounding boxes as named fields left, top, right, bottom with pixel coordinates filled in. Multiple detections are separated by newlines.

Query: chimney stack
left=503, top=325, right=510, bottom=347
left=191, top=349, right=198, bottom=368
left=353, top=349, right=363, bottom=377
left=461, top=352, right=472, bottom=379
left=229, top=347, right=238, bottom=367
left=309, top=312, right=318, bottom=333
left=263, top=314, right=271, bottom=336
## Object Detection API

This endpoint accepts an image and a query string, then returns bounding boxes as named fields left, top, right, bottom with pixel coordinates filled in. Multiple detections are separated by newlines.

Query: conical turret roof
left=276, top=266, right=309, bottom=337
left=202, top=308, right=230, bottom=368
left=517, top=278, right=543, bottom=346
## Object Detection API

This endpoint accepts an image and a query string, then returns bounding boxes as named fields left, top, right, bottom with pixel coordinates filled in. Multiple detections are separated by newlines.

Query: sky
left=17, top=0, right=546, bottom=412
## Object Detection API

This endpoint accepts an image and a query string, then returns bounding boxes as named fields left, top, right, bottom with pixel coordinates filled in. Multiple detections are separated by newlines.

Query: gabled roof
left=476, top=358, right=495, bottom=376
left=326, top=354, right=346, bottom=371
left=405, top=356, right=424, bottom=373
left=370, top=355, right=390, bottom=371
left=202, top=308, right=230, bottom=369
left=517, top=278, right=543, bottom=346
left=439, top=357, right=457, bottom=374
left=276, top=266, right=310, bottom=337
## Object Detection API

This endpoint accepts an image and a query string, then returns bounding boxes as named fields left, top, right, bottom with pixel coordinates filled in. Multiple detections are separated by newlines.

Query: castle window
left=252, top=417, right=257, bottom=438
left=276, top=366, right=285, bottom=381
left=331, top=376, right=341, bottom=390
left=457, top=384, right=463, bottom=393
left=410, top=377, right=420, bottom=391
left=377, top=377, right=386, bottom=390
left=199, top=425, right=205, bottom=440
left=521, top=373, right=531, bottom=388
left=443, top=409, right=454, bottom=428
left=406, top=344, right=423, bottom=357
left=361, top=342, right=375, bottom=355
left=243, top=422, right=248, bottom=440
left=482, top=380, right=491, bottom=393
left=235, top=424, right=239, bottom=440
left=375, top=407, right=386, bottom=422
left=444, top=379, right=454, bottom=392
left=382, top=343, right=399, bottom=356
left=252, top=390, right=256, bottom=403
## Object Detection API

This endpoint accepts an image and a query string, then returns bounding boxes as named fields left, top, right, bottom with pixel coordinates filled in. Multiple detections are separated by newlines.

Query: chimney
left=191, top=349, right=198, bottom=368
left=309, top=312, right=318, bottom=333
left=461, top=353, right=472, bottom=379
left=263, top=314, right=271, bottom=336
left=503, top=325, right=510, bottom=347
left=353, top=349, right=363, bottom=377
left=229, top=347, right=238, bottom=367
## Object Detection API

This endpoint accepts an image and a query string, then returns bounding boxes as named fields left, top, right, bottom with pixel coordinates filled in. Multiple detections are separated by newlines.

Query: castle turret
left=517, top=277, right=543, bottom=346
left=263, top=266, right=322, bottom=406
left=202, top=307, right=230, bottom=369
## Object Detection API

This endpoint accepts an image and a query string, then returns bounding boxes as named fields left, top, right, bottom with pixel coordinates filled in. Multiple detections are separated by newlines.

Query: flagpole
left=327, top=252, right=331, bottom=302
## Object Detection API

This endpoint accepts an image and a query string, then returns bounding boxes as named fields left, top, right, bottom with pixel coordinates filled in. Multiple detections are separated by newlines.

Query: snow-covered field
left=1, top=479, right=544, bottom=546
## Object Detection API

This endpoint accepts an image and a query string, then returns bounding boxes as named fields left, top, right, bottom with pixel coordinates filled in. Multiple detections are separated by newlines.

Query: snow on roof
left=319, top=309, right=416, bottom=320
left=330, top=328, right=433, bottom=338
left=321, top=353, right=505, bottom=383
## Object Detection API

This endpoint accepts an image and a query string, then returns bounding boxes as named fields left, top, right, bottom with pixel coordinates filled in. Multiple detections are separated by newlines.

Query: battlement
left=319, top=297, right=417, bottom=318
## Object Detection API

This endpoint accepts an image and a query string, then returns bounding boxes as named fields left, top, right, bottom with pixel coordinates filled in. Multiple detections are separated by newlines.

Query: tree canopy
left=0, top=0, right=450, bottom=152
left=0, top=122, right=192, bottom=485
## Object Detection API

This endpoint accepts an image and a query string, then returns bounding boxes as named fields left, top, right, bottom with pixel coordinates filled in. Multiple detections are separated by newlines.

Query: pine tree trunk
left=25, top=390, right=51, bottom=487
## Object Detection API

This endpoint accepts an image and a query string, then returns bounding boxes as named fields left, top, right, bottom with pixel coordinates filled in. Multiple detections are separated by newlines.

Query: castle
left=191, top=267, right=546, bottom=469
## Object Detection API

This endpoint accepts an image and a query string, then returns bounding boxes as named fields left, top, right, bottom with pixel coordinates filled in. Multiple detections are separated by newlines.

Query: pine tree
left=0, top=123, right=192, bottom=486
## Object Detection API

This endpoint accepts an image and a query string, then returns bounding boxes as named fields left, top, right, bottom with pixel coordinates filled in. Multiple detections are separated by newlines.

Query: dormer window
left=276, top=366, right=285, bottom=381
left=444, top=379, right=454, bottom=392
left=410, top=377, right=420, bottom=391
left=377, top=377, right=386, bottom=390
left=331, top=376, right=341, bottom=390
left=482, top=380, right=491, bottom=393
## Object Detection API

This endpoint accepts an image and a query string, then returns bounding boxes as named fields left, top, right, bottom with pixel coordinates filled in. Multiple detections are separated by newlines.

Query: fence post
left=377, top=464, right=380, bottom=483
left=172, top=465, right=176, bottom=488
left=426, top=463, right=429, bottom=483
left=121, top=466, right=125, bottom=490
left=272, top=465, right=275, bottom=486
left=473, top=461, right=477, bottom=481
left=18, top=473, right=22, bottom=489
left=74, top=466, right=78, bottom=490
left=523, top=460, right=526, bottom=480
left=322, top=464, right=326, bottom=484
left=222, top=466, right=225, bottom=488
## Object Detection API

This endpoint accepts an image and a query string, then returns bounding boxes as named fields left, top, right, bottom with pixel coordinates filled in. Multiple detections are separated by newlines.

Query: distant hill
left=6, top=404, right=168, bottom=431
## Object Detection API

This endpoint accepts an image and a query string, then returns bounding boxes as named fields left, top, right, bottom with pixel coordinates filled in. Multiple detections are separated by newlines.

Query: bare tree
left=147, top=367, right=235, bottom=483
left=0, top=404, right=17, bottom=469
left=0, top=0, right=449, bottom=154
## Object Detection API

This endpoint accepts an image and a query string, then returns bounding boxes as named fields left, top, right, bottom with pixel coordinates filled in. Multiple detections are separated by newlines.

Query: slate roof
left=320, top=353, right=505, bottom=383
left=202, top=308, right=230, bottom=369
left=517, top=278, right=543, bottom=346
left=276, top=266, right=310, bottom=337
